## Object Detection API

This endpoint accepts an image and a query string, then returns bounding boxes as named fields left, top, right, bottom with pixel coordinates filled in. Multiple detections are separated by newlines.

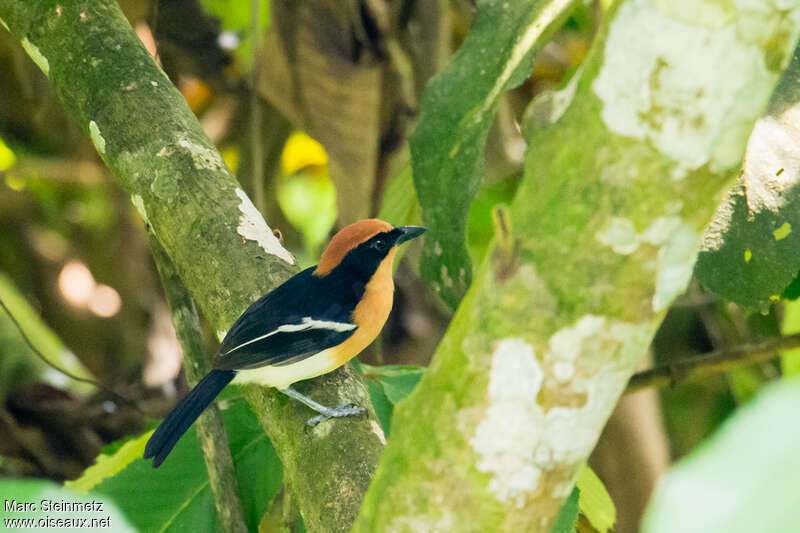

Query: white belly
left=231, top=348, right=340, bottom=390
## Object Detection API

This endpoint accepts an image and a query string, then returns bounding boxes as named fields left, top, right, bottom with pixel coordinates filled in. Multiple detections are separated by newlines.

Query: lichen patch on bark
left=471, top=317, right=651, bottom=508
left=593, top=0, right=779, bottom=173
left=653, top=222, right=699, bottom=312
left=234, top=188, right=295, bottom=265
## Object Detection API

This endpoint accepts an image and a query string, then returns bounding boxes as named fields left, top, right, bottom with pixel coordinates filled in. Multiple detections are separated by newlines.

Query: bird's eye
left=373, top=239, right=387, bottom=251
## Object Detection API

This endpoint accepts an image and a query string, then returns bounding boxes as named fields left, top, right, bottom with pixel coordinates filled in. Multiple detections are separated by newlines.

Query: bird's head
left=314, top=219, right=426, bottom=278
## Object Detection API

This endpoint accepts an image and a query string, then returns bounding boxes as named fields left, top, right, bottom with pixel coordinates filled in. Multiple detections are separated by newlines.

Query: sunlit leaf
left=576, top=466, right=616, bottom=533
left=411, top=0, right=574, bottom=308
left=781, top=298, right=800, bottom=376
left=276, top=132, right=337, bottom=255
left=220, top=146, right=240, bottom=173
left=642, top=378, right=800, bottom=533
left=277, top=173, right=337, bottom=255
left=66, top=432, right=151, bottom=494
left=0, top=136, right=15, bottom=171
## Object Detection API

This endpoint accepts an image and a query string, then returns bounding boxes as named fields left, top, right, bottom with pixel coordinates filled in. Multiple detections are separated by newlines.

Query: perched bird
left=144, top=219, right=425, bottom=467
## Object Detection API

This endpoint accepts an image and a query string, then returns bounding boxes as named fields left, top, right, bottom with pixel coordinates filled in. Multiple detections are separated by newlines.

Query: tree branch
left=149, top=236, right=248, bottom=533
left=353, top=1, right=800, bottom=530
left=0, top=3, right=384, bottom=530
left=625, top=334, right=800, bottom=394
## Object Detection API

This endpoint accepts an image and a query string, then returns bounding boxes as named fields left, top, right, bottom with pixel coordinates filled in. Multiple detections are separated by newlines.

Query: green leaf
left=410, top=0, right=574, bottom=308
left=378, top=372, right=424, bottom=404
left=89, top=400, right=282, bottom=532
left=276, top=171, right=337, bottom=256
left=359, top=364, right=425, bottom=434
left=781, top=298, right=800, bottom=376
left=366, top=380, right=393, bottom=435
left=551, top=486, right=580, bottom=533
left=0, top=478, right=135, bottom=531
left=694, top=48, right=800, bottom=308
left=0, top=135, right=15, bottom=171
left=576, top=466, right=616, bottom=533
left=65, top=432, right=150, bottom=494
left=642, top=378, right=800, bottom=533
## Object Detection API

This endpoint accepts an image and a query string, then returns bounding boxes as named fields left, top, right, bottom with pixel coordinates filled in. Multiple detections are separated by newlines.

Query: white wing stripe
left=221, top=317, right=356, bottom=356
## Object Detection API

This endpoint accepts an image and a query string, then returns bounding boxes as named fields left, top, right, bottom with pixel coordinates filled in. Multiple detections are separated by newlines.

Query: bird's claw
left=306, top=403, right=366, bottom=426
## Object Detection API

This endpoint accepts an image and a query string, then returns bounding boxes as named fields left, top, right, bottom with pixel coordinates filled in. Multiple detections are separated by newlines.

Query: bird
left=144, top=219, right=425, bottom=467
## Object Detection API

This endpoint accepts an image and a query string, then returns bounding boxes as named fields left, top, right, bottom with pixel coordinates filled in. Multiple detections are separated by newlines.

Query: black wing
left=214, top=267, right=363, bottom=370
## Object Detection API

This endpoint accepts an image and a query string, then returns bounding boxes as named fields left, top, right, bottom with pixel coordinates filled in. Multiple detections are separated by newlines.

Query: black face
left=337, top=226, right=425, bottom=280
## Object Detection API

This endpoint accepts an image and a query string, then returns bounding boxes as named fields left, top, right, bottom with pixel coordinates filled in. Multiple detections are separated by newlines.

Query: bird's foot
left=306, top=403, right=365, bottom=426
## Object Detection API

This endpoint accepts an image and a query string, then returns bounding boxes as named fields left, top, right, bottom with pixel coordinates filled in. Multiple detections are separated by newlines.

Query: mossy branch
left=0, top=2, right=383, bottom=530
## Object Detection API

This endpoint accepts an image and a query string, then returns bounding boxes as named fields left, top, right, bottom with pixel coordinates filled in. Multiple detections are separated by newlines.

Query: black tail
left=144, top=369, right=235, bottom=468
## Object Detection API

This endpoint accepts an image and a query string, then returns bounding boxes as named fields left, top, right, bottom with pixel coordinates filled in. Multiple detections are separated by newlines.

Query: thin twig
left=0, top=297, right=138, bottom=409
left=625, top=333, right=800, bottom=394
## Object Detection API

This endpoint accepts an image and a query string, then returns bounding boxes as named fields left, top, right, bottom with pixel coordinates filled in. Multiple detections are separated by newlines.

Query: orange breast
left=330, top=248, right=397, bottom=365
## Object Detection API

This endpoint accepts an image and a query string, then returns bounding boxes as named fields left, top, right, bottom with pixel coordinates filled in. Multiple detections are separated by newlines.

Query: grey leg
left=280, top=386, right=365, bottom=426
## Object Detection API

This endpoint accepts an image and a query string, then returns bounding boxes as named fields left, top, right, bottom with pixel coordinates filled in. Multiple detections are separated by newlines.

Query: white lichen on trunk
left=177, top=137, right=225, bottom=172
left=652, top=223, right=699, bottom=312
left=470, top=338, right=544, bottom=506
left=471, top=317, right=651, bottom=508
left=234, top=188, right=295, bottom=265
left=593, top=0, right=790, bottom=174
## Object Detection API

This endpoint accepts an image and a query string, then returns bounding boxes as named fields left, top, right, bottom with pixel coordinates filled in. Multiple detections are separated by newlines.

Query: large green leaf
left=642, top=378, right=800, bottom=533
left=0, top=479, right=135, bottom=531
left=695, top=44, right=800, bottom=308
left=410, top=0, right=575, bottom=308
left=88, top=399, right=282, bottom=532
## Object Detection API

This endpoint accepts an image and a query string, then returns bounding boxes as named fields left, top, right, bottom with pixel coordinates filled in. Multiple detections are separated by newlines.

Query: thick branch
left=626, top=334, right=800, bottom=394
left=0, top=3, right=383, bottom=530
left=354, top=1, right=800, bottom=530
left=150, top=236, right=247, bottom=533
